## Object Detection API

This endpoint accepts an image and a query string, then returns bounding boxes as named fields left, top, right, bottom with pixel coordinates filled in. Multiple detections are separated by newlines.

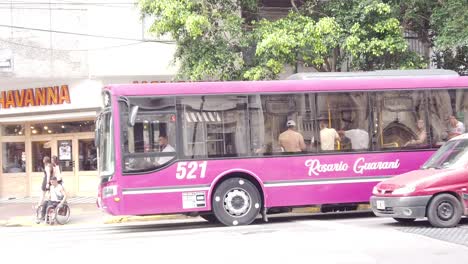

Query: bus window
left=178, top=95, right=249, bottom=158
left=249, top=94, right=312, bottom=155
left=372, top=90, right=428, bottom=150
left=428, top=89, right=468, bottom=146
left=120, top=97, right=177, bottom=173
left=316, top=92, right=370, bottom=152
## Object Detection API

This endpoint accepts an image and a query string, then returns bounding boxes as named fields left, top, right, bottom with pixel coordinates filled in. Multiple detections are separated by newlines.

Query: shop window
left=31, top=141, right=51, bottom=172
left=79, top=139, right=97, bottom=171
left=30, top=121, right=94, bottom=135
left=2, top=125, right=25, bottom=136
left=2, top=142, right=26, bottom=173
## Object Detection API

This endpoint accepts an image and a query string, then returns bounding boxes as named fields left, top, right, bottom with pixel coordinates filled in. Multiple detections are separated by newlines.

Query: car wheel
left=212, top=177, right=262, bottom=226
left=427, top=193, right=462, bottom=228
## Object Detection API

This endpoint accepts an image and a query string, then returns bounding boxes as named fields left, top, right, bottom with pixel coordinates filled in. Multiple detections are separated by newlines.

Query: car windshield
left=422, top=138, right=468, bottom=169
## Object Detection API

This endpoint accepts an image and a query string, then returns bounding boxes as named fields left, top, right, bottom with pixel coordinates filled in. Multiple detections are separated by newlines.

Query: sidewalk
left=0, top=197, right=191, bottom=227
left=0, top=196, right=96, bottom=204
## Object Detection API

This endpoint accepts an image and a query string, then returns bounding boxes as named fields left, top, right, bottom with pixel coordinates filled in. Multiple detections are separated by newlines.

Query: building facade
left=0, top=0, right=176, bottom=199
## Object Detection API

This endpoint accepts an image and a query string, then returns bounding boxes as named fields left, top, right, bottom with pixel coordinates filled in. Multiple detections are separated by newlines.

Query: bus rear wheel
left=212, top=177, right=261, bottom=226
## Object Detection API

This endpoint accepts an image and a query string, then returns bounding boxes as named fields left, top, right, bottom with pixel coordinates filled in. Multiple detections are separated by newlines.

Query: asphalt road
left=1, top=212, right=468, bottom=264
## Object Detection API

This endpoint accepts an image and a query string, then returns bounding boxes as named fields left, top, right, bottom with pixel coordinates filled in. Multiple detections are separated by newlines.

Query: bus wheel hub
left=224, top=189, right=250, bottom=216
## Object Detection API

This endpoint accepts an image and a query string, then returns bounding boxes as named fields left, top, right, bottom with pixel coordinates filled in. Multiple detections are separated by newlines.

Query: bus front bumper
left=370, top=195, right=432, bottom=219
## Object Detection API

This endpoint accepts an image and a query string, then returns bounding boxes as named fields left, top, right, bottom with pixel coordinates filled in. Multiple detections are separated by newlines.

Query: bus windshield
left=120, top=97, right=177, bottom=173
left=98, top=111, right=115, bottom=177
left=422, top=139, right=468, bottom=170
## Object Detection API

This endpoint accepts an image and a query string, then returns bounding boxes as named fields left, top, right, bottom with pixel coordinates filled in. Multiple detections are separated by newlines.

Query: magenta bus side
left=97, top=74, right=468, bottom=225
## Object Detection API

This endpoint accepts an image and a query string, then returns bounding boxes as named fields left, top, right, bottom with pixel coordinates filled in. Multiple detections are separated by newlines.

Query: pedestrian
left=38, top=156, right=53, bottom=209
left=51, top=155, right=63, bottom=185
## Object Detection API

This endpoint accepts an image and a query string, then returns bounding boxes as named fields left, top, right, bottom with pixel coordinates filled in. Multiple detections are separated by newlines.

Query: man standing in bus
left=448, top=115, right=465, bottom=139
left=319, top=117, right=340, bottom=151
left=278, top=120, right=306, bottom=152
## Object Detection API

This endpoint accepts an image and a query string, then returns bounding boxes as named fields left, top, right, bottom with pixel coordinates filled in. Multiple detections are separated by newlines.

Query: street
left=1, top=212, right=468, bottom=264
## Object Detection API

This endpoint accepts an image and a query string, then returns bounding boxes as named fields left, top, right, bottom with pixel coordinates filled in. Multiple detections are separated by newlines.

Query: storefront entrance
left=30, top=134, right=97, bottom=197
left=1, top=120, right=97, bottom=198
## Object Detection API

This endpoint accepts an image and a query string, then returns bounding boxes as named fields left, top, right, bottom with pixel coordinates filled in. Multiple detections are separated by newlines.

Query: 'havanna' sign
left=0, top=85, right=71, bottom=109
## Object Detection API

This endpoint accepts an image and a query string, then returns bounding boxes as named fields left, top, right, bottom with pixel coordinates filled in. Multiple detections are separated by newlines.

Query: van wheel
left=212, top=177, right=262, bottom=226
left=427, top=194, right=462, bottom=228
left=393, top=217, right=416, bottom=224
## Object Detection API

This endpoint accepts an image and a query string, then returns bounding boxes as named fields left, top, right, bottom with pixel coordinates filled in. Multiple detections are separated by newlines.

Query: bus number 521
left=176, top=161, right=208, bottom=180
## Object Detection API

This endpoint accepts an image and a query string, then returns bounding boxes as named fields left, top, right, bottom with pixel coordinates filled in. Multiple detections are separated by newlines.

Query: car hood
left=378, top=168, right=465, bottom=191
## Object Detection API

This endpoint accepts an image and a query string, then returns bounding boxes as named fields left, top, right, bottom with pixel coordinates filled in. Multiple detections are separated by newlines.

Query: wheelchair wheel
left=55, top=204, right=70, bottom=225
left=45, top=205, right=56, bottom=225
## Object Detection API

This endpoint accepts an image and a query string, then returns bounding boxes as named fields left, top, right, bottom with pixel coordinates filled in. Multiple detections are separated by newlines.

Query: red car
left=371, top=134, right=468, bottom=228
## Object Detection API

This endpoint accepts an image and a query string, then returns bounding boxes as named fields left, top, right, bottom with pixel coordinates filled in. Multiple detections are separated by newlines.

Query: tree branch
left=291, top=0, right=299, bottom=12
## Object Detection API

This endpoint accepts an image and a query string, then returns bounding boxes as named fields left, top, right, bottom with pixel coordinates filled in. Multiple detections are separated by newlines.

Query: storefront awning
left=0, top=110, right=98, bottom=123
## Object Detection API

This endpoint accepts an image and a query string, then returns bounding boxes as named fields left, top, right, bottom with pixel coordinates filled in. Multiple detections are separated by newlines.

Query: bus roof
left=105, top=71, right=468, bottom=97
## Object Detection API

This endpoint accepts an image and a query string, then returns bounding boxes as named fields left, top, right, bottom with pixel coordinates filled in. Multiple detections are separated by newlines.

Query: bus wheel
left=212, top=177, right=262, bottom=226
left=427, top=194, right=462, bottom=228
left=200, top=214, right=218, bottom=224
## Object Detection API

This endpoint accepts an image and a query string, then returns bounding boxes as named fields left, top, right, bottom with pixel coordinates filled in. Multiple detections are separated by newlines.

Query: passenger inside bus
left=403, top=119, right=427, bottom=147
left=156, top=135, right=175, bottom=165
left=278, top=120, right=306, bottom=152
left=318, top=116, right=340, bottom=151
left=447, top=115, right=465, bottom=140
left=338, top=128, right=369, bottom=150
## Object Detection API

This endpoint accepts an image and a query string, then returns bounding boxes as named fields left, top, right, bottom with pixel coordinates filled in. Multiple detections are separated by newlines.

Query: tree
left=140, top=0, right=428, bottom=81
left=246, top=0, right=426, bottom=79
left=139, top=0, right=256, bottom=81
left=386, top=0, right=468, bottom=75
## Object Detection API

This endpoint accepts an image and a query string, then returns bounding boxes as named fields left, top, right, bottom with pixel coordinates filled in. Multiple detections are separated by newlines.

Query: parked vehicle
left=371, top=134, right=468, bottom=227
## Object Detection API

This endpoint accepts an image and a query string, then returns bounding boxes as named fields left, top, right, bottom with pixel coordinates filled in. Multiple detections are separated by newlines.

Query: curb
left=103, top=214, right=191, bottom=224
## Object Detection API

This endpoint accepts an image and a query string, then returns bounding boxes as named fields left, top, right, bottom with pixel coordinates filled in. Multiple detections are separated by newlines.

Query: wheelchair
left=35, top=201, right=71, bottom=225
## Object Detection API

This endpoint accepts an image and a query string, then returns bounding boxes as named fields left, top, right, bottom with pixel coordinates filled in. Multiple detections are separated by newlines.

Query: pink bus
left=96, top=70, right=468, bottom=226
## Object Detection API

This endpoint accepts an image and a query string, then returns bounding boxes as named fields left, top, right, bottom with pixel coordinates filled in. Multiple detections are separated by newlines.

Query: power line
left=0, top=1, right=136, bottom=5
left=0, top=24, right=174, bottom=44
left=0, top=7, right=87, bottom=10
left=0, top=37, right=146, bottom=51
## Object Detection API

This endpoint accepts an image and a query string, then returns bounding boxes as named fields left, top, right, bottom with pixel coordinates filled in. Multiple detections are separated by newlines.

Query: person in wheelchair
left=38, top=176, right=67, bottom=221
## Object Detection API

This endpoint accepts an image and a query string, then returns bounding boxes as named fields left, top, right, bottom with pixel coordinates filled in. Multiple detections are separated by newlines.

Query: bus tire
left=427, top=193, right=462, bottom=228
left=200, top=213, right=218, bottom=224
left=212, top=177, right=262, bottom=226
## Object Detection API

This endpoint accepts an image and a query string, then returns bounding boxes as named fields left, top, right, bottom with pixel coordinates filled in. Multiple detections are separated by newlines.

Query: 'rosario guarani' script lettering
left=305, top=158, right=400, bottom=176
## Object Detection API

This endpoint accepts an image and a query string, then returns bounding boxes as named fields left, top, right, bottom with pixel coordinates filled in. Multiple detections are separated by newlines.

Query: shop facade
left=0, top=79, right=102, bottom=199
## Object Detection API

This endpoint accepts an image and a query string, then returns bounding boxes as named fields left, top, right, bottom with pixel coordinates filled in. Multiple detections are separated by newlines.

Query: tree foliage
left=140, top=0, right=465, bottom=80
left=386, top=0, right=468, bottom=75
left=139, top=0, right=254, bottom=80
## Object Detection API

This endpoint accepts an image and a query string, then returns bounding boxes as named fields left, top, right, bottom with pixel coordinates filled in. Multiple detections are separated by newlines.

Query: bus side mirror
left=128, top=105, right=139, bottom=127
left=94, top=128, right=100, bottom=147
left=94, top=117, right=100, bottom=147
